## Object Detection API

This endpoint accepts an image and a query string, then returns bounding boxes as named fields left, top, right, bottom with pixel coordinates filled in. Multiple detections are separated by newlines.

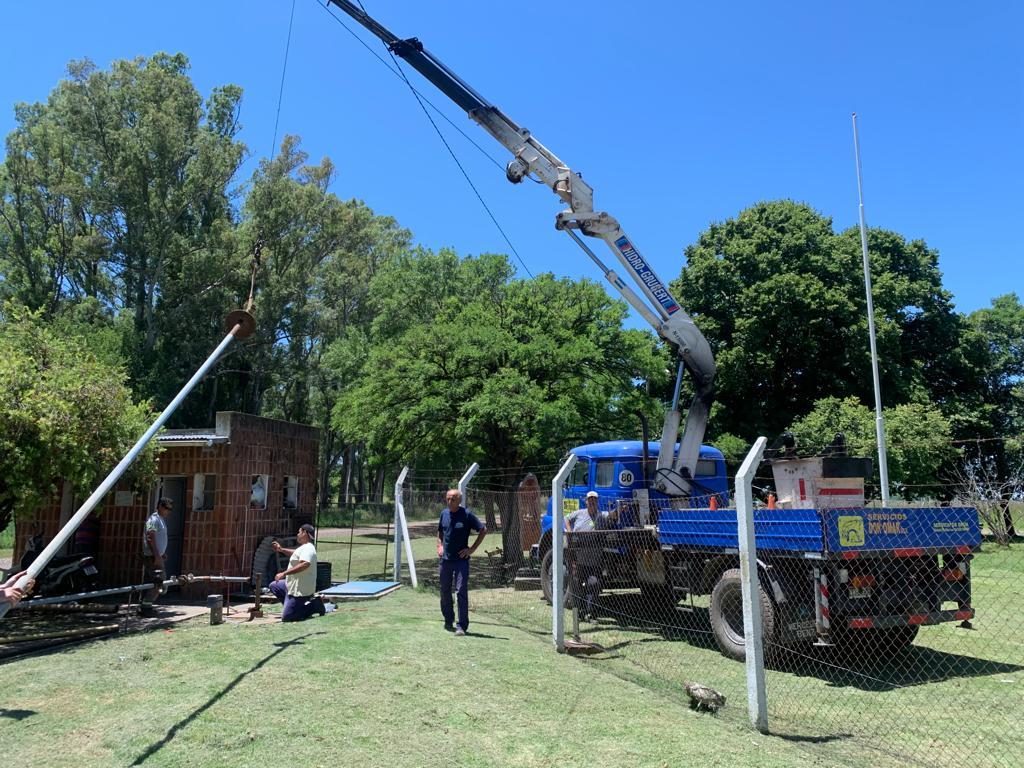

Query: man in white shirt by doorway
left=141, top=497, right=173, bottom=614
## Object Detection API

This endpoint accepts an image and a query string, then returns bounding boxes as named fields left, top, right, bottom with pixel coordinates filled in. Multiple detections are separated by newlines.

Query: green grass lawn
left=315, top=531, right=1024, bottom=767
left=468, top=543, right=1024, bottom=768
left=0, top=588, right=833, bottom=768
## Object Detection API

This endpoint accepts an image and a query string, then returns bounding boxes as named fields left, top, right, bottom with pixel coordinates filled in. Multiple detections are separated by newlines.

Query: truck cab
left=532, top=440, right=726, bottom=604
left=539, top=440, right=728, bottom=536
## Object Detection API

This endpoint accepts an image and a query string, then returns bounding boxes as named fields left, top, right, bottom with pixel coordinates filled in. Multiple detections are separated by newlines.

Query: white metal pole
left=393, top=466, right=409, bottom=582
left=551, top=453, right=577, bottom=651
left=0, top=317, right=253, bottom=620
left=852, top=113, right=891, bottom=506
left=736, top=436, right=768, bottom=733
left=457, top=463, right=479, bottom=501
left=397, top=497, right=417, bottom=588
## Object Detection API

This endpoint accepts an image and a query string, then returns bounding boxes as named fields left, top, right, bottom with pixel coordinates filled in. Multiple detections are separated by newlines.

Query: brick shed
left=15, top=412, right=320, bottom=593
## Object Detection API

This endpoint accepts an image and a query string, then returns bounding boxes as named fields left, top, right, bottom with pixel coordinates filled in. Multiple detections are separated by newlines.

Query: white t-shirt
left=143, top=512, right=168, bottom=557
left=287, top=542, right=317, bottom=597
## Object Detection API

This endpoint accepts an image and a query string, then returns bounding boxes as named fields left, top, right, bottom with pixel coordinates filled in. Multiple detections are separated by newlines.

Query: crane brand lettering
left=615, top=237, right=680, bottom=314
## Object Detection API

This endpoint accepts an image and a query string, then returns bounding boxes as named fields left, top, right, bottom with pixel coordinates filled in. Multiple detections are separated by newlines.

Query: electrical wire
left=271, top=0, right=299, bottom=157
left=321, top=0, right=534, bottom=278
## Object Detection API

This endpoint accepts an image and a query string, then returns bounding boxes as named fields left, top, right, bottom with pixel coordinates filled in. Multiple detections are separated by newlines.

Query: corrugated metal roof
left=157, top=432, right=229, bottom=445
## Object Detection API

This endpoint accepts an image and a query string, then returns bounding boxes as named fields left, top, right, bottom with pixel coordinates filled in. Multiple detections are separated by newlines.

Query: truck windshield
left=569, top=457, right=590, bottom=487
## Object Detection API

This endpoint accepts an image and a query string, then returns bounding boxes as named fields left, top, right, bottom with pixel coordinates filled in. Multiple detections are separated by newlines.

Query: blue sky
left=1, top=1, right=1020, bottom=319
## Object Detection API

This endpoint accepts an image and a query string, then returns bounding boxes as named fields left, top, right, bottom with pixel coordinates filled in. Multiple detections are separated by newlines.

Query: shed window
left=251, top=475, right=269, bottom=509
left=283, top=476, right=298, bottom=509
left=193, top=474, right=216, bottom=511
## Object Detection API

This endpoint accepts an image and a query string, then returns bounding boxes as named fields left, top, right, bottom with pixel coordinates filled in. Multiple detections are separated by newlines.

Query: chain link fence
left=318, top=462, right=1023, bottom=768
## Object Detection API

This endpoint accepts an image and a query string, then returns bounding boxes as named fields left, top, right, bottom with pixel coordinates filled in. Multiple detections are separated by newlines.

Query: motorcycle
left=19, top=534, right=101, bottom=598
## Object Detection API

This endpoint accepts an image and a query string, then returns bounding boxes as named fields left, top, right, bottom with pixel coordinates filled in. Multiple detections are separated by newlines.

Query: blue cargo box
left=821, top=507, right=981, bottom=555
left=658, top=506, right=980, bottom=555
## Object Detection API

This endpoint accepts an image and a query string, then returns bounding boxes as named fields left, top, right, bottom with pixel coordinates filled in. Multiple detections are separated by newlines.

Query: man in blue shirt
left=437, top=488, right=486, bottom=636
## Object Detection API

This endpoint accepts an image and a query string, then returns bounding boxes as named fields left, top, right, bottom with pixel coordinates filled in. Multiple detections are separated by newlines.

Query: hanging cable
left=271, top=0, right=299, bottom=157
left=322, top=0, right=535, bottom=278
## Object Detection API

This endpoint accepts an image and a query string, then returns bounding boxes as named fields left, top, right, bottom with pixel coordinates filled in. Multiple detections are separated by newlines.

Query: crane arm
left=327, top=0, right=714, bottom=494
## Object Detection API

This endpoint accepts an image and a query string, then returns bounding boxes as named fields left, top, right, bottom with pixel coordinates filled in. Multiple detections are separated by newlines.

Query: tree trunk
left=499, top=485, right=523, bottom=571
left=341, top=443, right=354, bottom=507
left=372, top=466, right=386, bottom=503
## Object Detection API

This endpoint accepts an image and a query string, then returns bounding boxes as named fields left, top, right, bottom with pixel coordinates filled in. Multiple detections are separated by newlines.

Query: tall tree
left=332, top=249, right=667, bottom=493
left=0, top=54, right=246, bottom=417
left=965, top=293, right=1024, bottom=534
left=788, top=396, right=957, bottom=500
left=0, top=306, right=157, bottom=532
left=671, top=200, right=983, bottom=441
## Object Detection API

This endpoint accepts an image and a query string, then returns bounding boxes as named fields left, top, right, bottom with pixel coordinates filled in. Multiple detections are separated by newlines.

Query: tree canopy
left=671, top=200, right=985, bottom=445
left=0, top=307, right=157, bottom=529
left=331, top=249, right=667, bottom=487
left=1, top=57, right=1019, bottom=510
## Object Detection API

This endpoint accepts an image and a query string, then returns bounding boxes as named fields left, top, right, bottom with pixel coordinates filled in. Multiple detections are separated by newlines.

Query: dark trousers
left=269, top=579, right=324, bottom=622
left=572, top=562, right=602, bottom=618
left=142, top=555, right=164, bottom=605
left=439, top=558, right=470, bottom=630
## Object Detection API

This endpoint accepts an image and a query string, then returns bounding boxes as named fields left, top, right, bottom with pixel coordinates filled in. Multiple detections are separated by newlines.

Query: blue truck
left=535, top=440, right=980, bottom=660
left=328, top=3, right=982, bottom=661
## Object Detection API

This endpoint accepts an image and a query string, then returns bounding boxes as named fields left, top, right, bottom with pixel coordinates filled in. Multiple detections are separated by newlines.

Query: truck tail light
left=942, top=561, right=967, bottom=582
left=850, top=575, right=876, bottom=590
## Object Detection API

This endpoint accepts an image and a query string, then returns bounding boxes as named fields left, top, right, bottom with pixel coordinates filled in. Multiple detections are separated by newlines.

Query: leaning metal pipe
left=0, top=311, right=255, bottom=620
left=11, top=572, right=250, bottom=609
left=11, top=578, right=181, bottom=609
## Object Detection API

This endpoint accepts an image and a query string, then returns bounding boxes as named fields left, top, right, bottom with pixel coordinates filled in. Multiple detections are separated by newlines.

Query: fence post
left=393, top=466, right=411, bottom=584
left=458, top=463, right=479, bottom=501
left=552, top=453, right=577, bottom=651
left=736, top=436, right=769, bottom=733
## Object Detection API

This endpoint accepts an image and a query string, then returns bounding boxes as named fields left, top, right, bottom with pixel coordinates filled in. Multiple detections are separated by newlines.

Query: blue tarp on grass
left=319, top=581, right=400, bottom=597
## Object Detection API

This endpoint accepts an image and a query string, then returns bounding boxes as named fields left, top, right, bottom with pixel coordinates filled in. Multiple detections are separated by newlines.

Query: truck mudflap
left=823, top=507, right=981, bottom=555
left=847, top=607, right=975, bottom=630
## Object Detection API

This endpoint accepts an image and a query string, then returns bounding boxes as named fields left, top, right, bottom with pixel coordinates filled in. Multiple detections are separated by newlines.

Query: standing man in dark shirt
left=437, top=488, right=486, bottom=636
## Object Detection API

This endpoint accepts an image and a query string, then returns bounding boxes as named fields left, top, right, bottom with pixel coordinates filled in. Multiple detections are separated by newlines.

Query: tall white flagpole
left=852, top=113, right=891, bottom=505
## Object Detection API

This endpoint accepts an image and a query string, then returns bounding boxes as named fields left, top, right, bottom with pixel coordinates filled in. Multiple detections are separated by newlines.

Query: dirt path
left=316, top=520, right=438, bottom=541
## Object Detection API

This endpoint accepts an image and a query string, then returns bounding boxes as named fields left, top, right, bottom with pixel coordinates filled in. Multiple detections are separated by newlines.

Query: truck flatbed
left=657, top=506, right=981, bottom=556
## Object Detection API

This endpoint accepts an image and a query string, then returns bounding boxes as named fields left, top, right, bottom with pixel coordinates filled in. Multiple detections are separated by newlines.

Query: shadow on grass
left=775, top=731, right=854, bottom=744
left=0, top=708, right=36, bottom=720
left=772, top=644, right=1024, bottom=692
left=486, top=590, right=1024, bottom=692
left=464, top=631, right=509, bottom=640
left=129, top=632, right=324, bottom=766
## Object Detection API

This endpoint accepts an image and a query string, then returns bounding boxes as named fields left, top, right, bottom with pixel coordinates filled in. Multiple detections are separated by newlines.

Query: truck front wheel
left=709, top=568, right=778, bottom=662
left=540, top=549, right=571, bottom=607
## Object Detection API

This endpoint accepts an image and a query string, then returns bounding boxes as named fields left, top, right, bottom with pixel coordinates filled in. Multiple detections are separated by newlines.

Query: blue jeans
left=269, top=579, right=323, bottom=622
left=439, top=558, right=470, bottom=631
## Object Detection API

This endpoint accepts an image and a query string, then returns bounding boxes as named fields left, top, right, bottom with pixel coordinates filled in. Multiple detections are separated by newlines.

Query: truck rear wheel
left=709, top=568, right=777, bottom=662
left=540, top=549, right=571, bottom=607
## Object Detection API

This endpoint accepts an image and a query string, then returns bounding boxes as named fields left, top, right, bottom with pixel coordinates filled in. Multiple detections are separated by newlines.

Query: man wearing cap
left=437, top=488, right=487, bottom=636
left=565, top=491, right=618, bottom=620
left=270, top=523, right=325, bottom=622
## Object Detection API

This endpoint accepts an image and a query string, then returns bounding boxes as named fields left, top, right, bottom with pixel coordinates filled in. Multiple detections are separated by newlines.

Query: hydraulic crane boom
left=329, top=0, right=715, bottom=496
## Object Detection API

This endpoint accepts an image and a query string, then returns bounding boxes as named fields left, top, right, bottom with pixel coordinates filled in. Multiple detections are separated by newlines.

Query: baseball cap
left=586, top=491, right=599, bottom=499
left=299, top=523, right=316, bottom=538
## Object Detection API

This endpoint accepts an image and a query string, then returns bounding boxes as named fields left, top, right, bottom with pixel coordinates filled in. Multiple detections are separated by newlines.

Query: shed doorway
left=152, top=477, right=186, bottom=579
